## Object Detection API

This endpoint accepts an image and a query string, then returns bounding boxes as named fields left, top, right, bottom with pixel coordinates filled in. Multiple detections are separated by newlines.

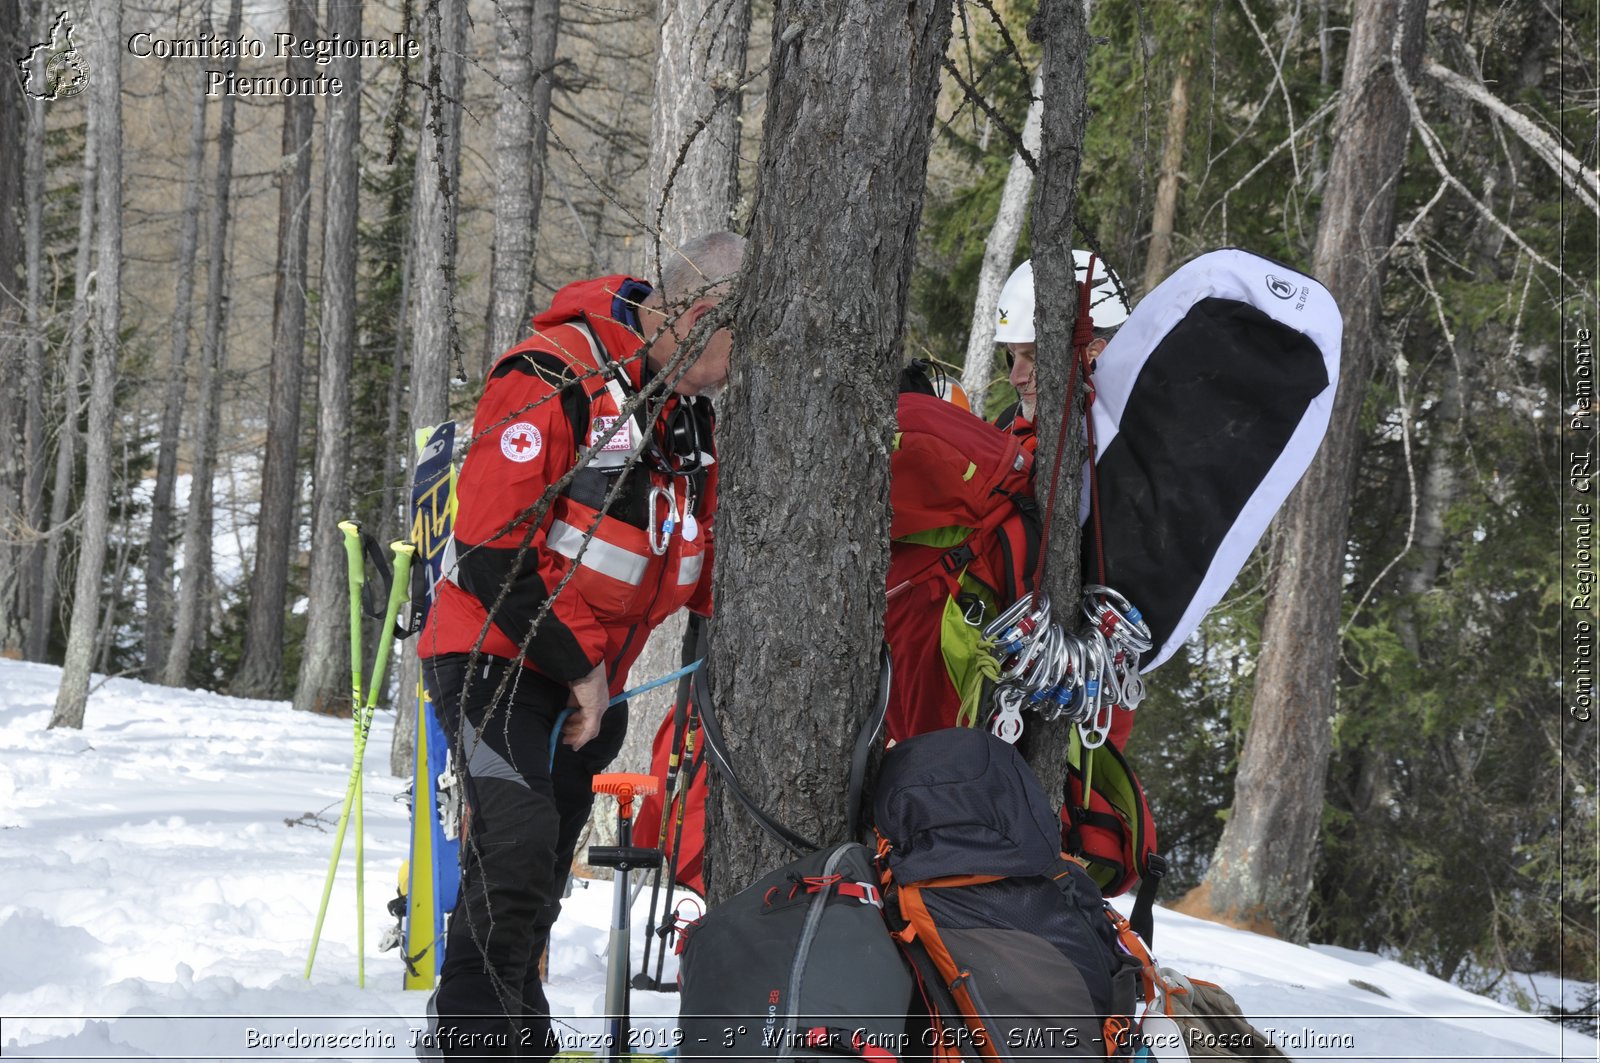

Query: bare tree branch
left=1423, top=57, right=1600, bottom=216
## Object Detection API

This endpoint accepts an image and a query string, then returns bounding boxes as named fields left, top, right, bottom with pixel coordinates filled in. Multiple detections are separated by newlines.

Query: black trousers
left=419, top=654, right=629, bottom=1061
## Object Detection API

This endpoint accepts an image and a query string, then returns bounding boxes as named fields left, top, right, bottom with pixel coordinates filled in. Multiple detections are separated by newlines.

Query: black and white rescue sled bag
left=1089, top=248, right=1343, bottom=669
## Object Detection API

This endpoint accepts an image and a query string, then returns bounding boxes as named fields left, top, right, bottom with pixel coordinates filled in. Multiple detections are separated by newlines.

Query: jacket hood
left=532, top=274, right=652, bottom=334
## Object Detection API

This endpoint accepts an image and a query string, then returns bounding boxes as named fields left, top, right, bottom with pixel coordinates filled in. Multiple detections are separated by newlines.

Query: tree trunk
left=145, top=19, right=211, bottom=677
left=163, top=0, right=244, bottom=689
left=386, top=246, right=417, bottom=774
left=409, top=0, right=465, bottom=431
left=0, top=0, right=27, bottom=656
left=600, top=0, right=753, bottom=850
left=20, top=10, right=47, bottom=662
left=1182, top=0, right=1429, bottom=943
left=703, top=0, right=952, bottom=902
left=51, top=0, right=122, bottom=729
left=961, top=68, right=1043, bottom=414
left=1349, top=358, right=1463, bottom=817
left=94, top=526, right=135, bottom=677
left=1016, top=0, right=1093, bottom=806
left=482, top=0, right=560, bottom=369
left=1142, top=55, right=1191, bottom=293
left=235, top=0, right=318, bottom=698
left=647, top=0, right=750, bottom=250
left=392, top=0, right=466, bottom=769
left=34, top=104, right=98, bottom=666
left=296, top=0, right=363, bottom=717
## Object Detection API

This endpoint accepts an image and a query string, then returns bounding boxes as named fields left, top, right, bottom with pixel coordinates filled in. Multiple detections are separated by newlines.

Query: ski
left=401, top=420, right=460, bottom=990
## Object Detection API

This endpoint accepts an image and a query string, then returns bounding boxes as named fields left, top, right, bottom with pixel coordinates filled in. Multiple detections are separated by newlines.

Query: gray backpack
left=677, top=841, right=917, bottom=1061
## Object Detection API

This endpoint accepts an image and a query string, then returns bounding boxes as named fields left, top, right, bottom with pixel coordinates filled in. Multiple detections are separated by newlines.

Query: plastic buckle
left=939, top=544, right=976, bottom=575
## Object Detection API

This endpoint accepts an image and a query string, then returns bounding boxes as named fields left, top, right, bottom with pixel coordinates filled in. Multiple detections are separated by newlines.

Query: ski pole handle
left=339, top=521, right=366, bottom=712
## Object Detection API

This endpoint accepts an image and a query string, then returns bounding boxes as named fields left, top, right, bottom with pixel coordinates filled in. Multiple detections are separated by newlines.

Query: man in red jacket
left=417, top=232, right=744, bottom=1059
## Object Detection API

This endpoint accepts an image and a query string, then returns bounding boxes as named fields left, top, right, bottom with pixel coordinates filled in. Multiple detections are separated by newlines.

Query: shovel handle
left=592, top=773, right=659, bottom=820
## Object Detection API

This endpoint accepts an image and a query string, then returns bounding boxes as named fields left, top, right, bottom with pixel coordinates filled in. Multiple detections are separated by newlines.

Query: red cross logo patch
left=500, top=422, right=542, bottom=463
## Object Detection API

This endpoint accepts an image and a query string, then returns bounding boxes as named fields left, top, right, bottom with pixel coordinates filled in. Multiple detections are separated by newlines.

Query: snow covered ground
left=0, top=659, right=1592, bottom=1061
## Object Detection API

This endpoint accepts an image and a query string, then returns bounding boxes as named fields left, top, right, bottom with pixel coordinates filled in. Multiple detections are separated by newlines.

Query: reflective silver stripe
left=547, top=519, right=649, bottom=586
left=677, top=553, right=704, bottom=586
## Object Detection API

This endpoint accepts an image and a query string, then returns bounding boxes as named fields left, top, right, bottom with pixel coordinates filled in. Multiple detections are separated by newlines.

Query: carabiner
left=647, top=485, right=674, bottom=556
left=1083, top=584, right=1154, bottom=653
left=958, top=593, right=988, bottom=627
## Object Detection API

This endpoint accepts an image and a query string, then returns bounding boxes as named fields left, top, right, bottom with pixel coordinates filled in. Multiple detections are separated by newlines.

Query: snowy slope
left=0, top=659, right=1591, bottom=1061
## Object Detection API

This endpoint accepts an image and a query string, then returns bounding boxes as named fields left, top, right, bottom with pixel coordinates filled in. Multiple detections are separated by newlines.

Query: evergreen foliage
left=904, top=0, right=1595, bottom=998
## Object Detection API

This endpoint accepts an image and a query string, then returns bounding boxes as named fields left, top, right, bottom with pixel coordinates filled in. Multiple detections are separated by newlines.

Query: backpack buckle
left=939, top=544, right=976, bottom=575
left=839, top=880, right=882, bottom=908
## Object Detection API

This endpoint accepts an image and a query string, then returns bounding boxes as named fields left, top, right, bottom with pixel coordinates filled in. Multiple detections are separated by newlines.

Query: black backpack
left=677, top=841, right=919, bottom=1061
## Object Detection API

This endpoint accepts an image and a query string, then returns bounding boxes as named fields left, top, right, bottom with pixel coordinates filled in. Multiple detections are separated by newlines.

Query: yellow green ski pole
left=305, top=527, right=415, bottom=985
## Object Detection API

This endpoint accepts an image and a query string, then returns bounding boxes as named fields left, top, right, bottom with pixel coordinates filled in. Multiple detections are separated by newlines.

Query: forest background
left=0, top=0, right=1595, bottom=1024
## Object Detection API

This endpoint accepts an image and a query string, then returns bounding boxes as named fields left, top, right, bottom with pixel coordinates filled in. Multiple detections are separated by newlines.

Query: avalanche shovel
left=588, top=773, right=663, bottom=1063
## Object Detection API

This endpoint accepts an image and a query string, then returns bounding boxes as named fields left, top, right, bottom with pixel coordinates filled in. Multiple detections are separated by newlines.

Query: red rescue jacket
left=994, top=401, right=1038, bottom=455
left=418, top=275, right=717, bottom=696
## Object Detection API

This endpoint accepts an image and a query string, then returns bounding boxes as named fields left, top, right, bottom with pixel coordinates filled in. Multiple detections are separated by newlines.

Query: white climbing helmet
left=992, top=251, right=1131, bottom=344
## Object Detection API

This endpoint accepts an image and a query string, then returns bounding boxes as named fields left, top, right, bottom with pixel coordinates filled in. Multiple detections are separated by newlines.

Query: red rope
left=1030, top=254, right=1104, bottom=593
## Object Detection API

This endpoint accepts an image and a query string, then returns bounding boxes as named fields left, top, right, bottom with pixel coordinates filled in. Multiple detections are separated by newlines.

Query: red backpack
left=885, top=394, right=1039, bottom=741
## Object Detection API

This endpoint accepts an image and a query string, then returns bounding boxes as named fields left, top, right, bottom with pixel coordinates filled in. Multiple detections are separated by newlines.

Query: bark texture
left=483, top=0, right=560, bottom=369
left=295, top=0, right=363, bottom=717
left=51, top=1, right=122, bottom=728
left=392, top=0, right=466, bottom=770
left=235, top=0, right=318, bottom=698
left=21, top=23, right=47, bottom=662
left=1018, top=0, right=1092, bottom=805
left=35, top=106, right=98, bottom=667
left=145, top=27, right=211, bottom=677
left=409, top=0, right=465, bottom=431
left=1142, top=56, right=1191, bottom=293
left=163, top=0, right=244, bottom=689
left=703, top=0, right=952, bottom=902
left=962, top=68, right=1043, bottom=413
left=0, top=0, right=26, bottom=655
left=648, top=0, right=750, bottom=248
left=1183, top=0, right=1429, bottom=943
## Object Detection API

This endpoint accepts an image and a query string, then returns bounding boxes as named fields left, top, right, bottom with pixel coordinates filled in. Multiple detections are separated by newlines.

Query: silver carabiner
left=984, top=593, right=1035, bottom=642
left=647, top=485, right=674, bottom=556
left=1083, top=584, right=1155, bottom=653
left=1077, top=637, right=1116, bottom=748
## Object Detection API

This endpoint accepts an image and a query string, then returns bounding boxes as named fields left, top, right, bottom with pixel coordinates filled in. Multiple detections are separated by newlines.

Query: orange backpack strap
left=1104, top=905, right=1159, bottom=1009
left=894, top=882, right=1006, bottom=1063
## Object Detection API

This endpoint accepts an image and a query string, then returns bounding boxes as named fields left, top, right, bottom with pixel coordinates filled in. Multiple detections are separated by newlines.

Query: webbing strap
left=802, top=1027, right=900, bottom=1063
left=1128, top=853, right=1166, bottom=947
left=846, top=645, right=892, bottom=839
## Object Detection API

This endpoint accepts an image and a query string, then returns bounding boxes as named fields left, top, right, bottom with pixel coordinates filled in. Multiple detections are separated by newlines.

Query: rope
left=1029, top=253, right=1099, bottom=593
